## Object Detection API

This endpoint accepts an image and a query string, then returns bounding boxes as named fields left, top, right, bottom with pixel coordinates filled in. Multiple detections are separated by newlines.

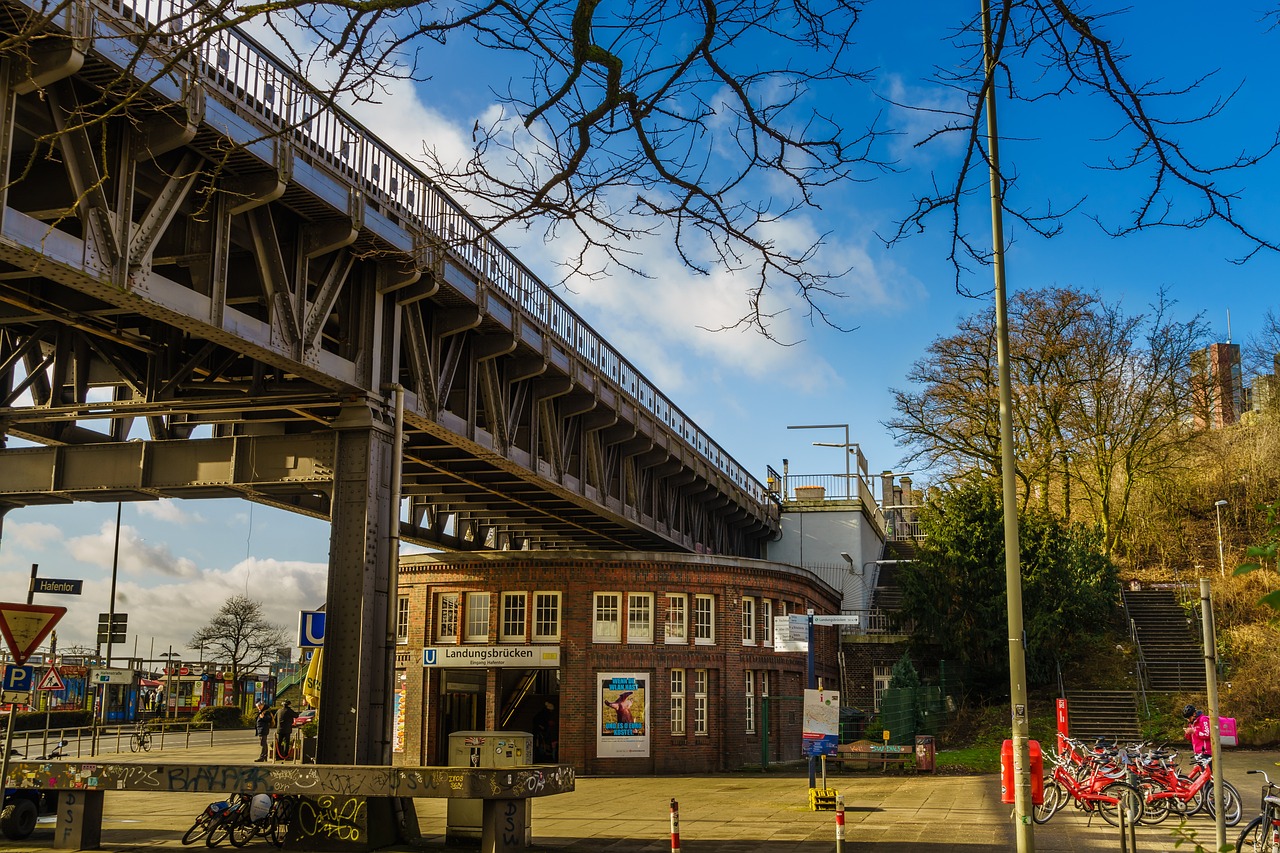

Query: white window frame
left=533, top=591, right=561, bottom=642
left=762, top=599, right=773, bottom=646
left=741, top=597, right=756, bottom=645
left=465, top=592, right=490, bottom=642
left=594, top=592, right=622, bottom=643
left=693, top=594, right=715, bottom=645
left=500, top=592, right=527, bottom=642
left=670, top=668, right=686, bottom=735
left=628, top=593, right=654, bottom=644
left=436, top=592, right=460, bottom=644
left=396, top=595, right=410, bottom=644
left=693, top=669, right=708, bottom=735
left=665, top=594, right=687, bottom=644
left=873, top=665, right=893, bottom=712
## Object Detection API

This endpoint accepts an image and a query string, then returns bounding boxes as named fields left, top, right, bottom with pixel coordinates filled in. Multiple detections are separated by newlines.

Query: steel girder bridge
left=0, top=0, right=780, bottom=765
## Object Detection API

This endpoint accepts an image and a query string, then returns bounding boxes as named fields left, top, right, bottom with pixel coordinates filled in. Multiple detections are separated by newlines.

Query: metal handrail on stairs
left=1127, top=617, right=1150, bottom=715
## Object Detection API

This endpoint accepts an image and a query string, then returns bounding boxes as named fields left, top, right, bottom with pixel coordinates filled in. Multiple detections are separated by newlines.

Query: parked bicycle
left=1236, top=769, right=1280, bottom=853
left=1130, top=744, right=1242, bottom=826
left=204, top=793, right=297, bottom=848
left=130, top=721, right=153, bottom=753
left=1033, top=737, right=1144, bottom=827
left=182, top=800, right=232, bottom=846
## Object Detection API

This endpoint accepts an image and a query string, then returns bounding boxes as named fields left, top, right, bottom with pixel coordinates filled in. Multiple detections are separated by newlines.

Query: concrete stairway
left=1123, top=589, right=1204, bottom=693
left=1063, top=690, right=1141, bottom=743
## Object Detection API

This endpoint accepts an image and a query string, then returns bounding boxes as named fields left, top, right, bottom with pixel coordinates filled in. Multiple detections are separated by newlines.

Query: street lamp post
left=1215, top=499, right=1228, bottom=577
left=160, top=648, right=181, bottom=719
left=981, top=2, right=1034, bottom=847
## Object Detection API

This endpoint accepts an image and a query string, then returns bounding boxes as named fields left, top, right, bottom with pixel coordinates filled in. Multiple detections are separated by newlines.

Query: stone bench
left=3, top=759, right=574, bottom=852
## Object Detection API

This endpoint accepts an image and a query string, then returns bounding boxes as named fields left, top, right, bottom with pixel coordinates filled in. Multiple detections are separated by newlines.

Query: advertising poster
left=802, top=688, right=840, bottom=757
left=392, top=685, right=406, bottom=753
left=597, top=672, right=649, bottom=758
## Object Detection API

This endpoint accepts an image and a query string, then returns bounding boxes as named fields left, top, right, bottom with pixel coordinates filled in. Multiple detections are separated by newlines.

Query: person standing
left=275, top=700, right=299, bottom=760
left=1183, top=704, right=1212, bottom=758
left=253, top=700, right=273, bottom=762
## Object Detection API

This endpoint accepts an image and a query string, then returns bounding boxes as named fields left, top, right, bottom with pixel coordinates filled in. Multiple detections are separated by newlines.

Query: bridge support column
left=52, top=789, right=103, bottom=850
left=319, top=400, right=396, bottom=765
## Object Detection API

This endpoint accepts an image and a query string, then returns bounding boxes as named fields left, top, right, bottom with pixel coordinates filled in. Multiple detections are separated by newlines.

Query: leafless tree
left=883, top=1, right=1280, bottom=292
left=4, top=0, right=1277, bottom=334
left=190, top=595, right=287, bottom=709
left=886, top=287, right=1211, bottom=553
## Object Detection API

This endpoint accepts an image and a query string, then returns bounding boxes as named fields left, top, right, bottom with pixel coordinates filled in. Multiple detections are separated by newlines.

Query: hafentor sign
left=422, top=645, right=561, bottom=668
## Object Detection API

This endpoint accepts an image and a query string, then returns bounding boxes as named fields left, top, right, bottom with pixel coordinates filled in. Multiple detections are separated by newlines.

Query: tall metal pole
left=1200, top=579, right=1226, bottom=850
left=981, top=2, right=1034, bottom=849
left=1214, top=500, right=1227, bottom=577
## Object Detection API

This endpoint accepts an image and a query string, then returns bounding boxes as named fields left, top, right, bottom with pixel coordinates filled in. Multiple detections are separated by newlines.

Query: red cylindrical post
left=670, top=798, right=681, bottom=852
left=835, top=793, right=845, bottom=852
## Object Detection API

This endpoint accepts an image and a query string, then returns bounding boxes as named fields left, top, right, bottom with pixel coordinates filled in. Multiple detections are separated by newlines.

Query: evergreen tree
left=897, top=477, right=1121, bottom=696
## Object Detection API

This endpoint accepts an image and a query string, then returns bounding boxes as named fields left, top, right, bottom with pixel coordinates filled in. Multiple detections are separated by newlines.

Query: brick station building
left=392, top=551, right=842, bottom=774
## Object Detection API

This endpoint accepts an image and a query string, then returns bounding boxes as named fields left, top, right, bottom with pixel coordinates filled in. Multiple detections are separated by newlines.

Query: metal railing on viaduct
left=0, top=0, right=779, bottom=765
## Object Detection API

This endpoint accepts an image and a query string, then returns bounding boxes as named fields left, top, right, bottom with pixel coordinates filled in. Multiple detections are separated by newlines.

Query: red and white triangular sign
left=37, top=666, right=65, bottom=691
left=0, top=603, right=66, bottom=666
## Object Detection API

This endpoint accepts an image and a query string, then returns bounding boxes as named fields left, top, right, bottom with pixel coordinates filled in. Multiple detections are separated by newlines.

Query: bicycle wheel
left=129, top=733, right=141, bottom=753
left=181, top=813, right=214, bottom=845
left=1237, top=815, right=1266, bottom=853
left=1033, top=777, right=1062, bottom=824
left=206, top=813, right=235, bottom=848
left=227, top=817, right=257, bottom=848
left=1206, top=781, right=1244, bottom=827
left=140, top=732, right=152, bottom=752
left=1139, top=780, right=1173, bottom=826
left=268, top=798, right=294, bottom=848
left=1096, top=782, right=1145, bottom=828
left=1182, top=775, right=1208, bottom=815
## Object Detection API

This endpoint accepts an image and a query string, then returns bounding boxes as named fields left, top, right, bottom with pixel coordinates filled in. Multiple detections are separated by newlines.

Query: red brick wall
left=393, top=552, right=842, bottom=774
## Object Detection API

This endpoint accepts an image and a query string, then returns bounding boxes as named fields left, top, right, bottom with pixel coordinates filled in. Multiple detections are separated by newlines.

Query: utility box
left=446, top=731, right=534, bottom=843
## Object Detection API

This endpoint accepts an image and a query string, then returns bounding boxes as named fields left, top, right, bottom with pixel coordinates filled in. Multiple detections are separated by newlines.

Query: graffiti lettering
left=295, top=795, right=366, bottom=842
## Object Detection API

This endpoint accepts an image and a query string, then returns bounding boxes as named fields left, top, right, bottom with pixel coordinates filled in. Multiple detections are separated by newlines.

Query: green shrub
left=7, top=709, right=93, bottom=732
left=192, top=705, right=247, bottom=728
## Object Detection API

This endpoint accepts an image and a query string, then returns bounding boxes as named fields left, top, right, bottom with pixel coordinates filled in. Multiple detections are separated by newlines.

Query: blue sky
left=2, top=2, right=1277, bottom=661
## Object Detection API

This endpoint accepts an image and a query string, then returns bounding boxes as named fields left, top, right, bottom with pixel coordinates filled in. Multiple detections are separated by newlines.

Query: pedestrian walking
left=275, top=700, right=299, bottom=760
left=253, top=700, right=273, bottom=762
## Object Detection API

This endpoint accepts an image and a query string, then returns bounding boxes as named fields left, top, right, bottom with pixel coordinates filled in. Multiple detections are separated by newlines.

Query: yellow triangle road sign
left=0, top=603, right=66, bottom=666
left=37, top=666, right=65, bottom=691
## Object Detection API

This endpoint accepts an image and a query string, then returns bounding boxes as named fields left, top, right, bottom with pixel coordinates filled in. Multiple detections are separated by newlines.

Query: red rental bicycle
left=1034, top=742, right=1145, bottom=827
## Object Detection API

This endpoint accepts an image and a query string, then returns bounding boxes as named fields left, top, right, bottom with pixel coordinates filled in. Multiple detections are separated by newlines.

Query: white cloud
left=136, top=499, right=204, bottom=525
left=879, top=73, right=971, bottom=162
left=4, top=520, right=62, bottom=551
left=10, top=557, right=329, bottom=661
left=66, top=522, right=200, bottom=578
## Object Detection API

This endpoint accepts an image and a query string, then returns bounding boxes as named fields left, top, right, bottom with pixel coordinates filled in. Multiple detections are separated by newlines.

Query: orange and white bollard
left=835, top=793, right=845, bottom=852
left=670, top=798, right=681, bottom=852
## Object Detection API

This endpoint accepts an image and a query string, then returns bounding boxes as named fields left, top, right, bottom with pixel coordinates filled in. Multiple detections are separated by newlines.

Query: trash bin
left=914, top=734, right=936, bottom=773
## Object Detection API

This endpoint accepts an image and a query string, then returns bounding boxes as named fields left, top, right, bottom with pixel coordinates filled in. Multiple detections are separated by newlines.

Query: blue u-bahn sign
left=298, top=611, right=325, bottom=648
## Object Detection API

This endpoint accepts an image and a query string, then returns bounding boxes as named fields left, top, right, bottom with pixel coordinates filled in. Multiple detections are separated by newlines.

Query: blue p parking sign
left=2, top=664, right=35, bottom=702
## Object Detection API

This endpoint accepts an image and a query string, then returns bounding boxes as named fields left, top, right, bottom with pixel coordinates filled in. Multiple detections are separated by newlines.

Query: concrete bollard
left=670, top=798, right=680, bottom=852
left=835, top=793, right=845, bottom=852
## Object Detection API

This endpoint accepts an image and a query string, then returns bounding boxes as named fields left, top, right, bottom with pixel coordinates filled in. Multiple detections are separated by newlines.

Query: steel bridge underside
left=0, top=0, right=778, bottom=767
left=0, top=2, right=777, bottom=555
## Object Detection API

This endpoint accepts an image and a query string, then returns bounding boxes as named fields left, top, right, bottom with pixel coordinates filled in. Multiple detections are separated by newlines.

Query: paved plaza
left=4, top=733, right=1274, bottom=852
